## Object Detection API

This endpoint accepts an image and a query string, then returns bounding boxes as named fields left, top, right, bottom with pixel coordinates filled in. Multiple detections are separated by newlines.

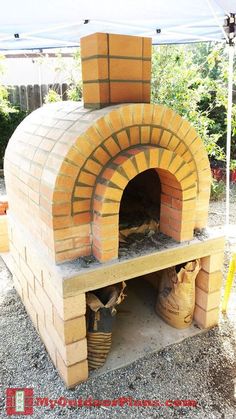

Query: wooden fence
left=7, top=83, right=71, bottom=112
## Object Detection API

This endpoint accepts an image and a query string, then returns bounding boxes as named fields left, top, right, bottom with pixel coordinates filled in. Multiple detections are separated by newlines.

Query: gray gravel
left=1, top=181, right=236, bottom=418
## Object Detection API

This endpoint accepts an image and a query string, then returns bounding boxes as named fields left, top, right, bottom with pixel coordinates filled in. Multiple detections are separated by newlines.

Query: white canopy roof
left=0, top=0, right=236, bottom=51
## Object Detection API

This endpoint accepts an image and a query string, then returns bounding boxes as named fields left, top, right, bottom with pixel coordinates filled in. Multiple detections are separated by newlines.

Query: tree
left=151, top=42, right=236, bottom=161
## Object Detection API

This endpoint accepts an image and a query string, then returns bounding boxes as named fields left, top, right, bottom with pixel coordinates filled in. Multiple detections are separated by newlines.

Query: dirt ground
left=1, top=181, right=236, bottom=418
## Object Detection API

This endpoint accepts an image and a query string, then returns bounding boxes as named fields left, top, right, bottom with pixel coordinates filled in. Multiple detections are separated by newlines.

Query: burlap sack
left=86, top=282, right=126, bottom=369
left=155, top=260, right=201, bottom=329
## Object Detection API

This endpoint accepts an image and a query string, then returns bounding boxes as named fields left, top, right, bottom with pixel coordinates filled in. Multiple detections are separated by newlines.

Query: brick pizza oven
left=4, top=33, right=225, bottom=387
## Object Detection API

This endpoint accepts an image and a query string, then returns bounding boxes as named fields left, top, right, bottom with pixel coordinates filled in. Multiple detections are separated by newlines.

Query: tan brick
left=19, top=257, right=35, bottom=291
left=196, top=270, right=223, bottom=293
left=12, top=273, right=23, bottom=300
left=195, top=287, right=221, bottom=311
left=74, top=236, right=91, bottom=248
left=134, top=152, right=148, bottom=173
left=24, top=296, right=38, bottom=330
left=141, top=126, right=151, bottom=143
left=151, top=127, right=162, bottom=145
left=93, top=236, right=118, bottom=252
left=93, top=222, right=117, bottom=239
left=38, top=320, right=56, bottom=364
left=201, top=253, right=224, bottom=273
left=104, top=137, right=121, bottom=157
left=193, top=305, right=219, bottom=328
left=110, top=58, right=143, bottom=80
left=84, top=158, right=102, bottom=175
left=74, top=186, right=93, bottom=199
left=81, top=32, right=108, bottom=57
left=109, top=33, right=143, bottom=57
left=82, top=57, right=108, bottom=81
left=47, top=319, right=87, bottom=366
left=109, top=172, right=128, bottom=189
left=93, top=245, right=117, bottom=263
left=159, top=130, right=172, bottom=148
left=54, top=310, right=86, bottom=344
left=35, top=280, right=53, bottom=323
left=63, top=293, right=86, bottom=321
left=129, top=126, right=140, bottom=146
left=56, top=246, right=91, bottom=263
left=93, top=147, right=110, bottom=166
left=78, top=171, right=96, bottom=187
left=72, top=200, right=91, bottom=213
left=110, top=81, right=143, bottom=103
left=100, top=186, right=122, bottom=202
left=28, top=286, right=45, bottom=322
left=56, top=351, right=88, bottom=388
left=55, top=239, right=74, bottom=253
left=116, top=130, right=130, bottom=149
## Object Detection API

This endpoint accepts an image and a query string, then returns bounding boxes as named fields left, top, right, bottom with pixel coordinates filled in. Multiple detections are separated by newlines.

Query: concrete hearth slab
left=90, top=277, right=204, bottom=378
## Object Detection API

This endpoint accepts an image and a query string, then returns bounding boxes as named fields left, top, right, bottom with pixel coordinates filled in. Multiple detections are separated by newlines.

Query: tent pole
left=226, top=43, right=234, bottom=227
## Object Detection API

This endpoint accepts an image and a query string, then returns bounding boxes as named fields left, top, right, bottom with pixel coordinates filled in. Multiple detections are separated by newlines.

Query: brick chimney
left=80, top=33, right=152, bottom=109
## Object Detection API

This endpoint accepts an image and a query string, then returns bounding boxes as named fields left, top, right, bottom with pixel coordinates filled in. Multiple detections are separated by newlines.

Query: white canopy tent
left=0, top=0, right=235, bottom=225
left=0, top=0, right=235, bottom=49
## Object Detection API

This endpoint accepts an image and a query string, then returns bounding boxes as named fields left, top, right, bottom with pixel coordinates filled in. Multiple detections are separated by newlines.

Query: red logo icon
left=6, top=388, right=34, bottom=416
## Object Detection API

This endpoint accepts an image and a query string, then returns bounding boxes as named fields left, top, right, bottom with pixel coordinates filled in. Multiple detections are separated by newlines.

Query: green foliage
left=44, top=88, right=62, bottom=103
left=210, top=179, right=226, bottom=201
left=42, top=49, right=82, bottom=103
left=151, top=43, right=236, bottom=161
left=0, top=103, right=27, bottom=169
left=67, top=82, right=82, bottom=101
left=0, top=56, right=27, bottom=168
left=230, top=159, right=236, bottom=170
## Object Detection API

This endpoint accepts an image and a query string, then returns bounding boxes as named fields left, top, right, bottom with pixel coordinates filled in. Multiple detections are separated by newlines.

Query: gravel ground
left=1, top=179, right=236, bottom=418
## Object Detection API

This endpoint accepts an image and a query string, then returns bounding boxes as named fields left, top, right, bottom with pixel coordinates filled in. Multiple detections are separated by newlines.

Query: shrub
left=210, top=179, right=226, bottom=201
left=44, top=88, right=62, bottom=103
left=0, top=82, right=27, bottom=168
left=67, top=82, right=82, bottom=101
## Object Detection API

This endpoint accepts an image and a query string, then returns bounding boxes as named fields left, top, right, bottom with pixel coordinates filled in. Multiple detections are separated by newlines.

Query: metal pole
left=226, top=44, right=234, bottom=226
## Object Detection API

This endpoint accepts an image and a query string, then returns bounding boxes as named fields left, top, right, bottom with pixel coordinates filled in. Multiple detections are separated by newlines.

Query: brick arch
left=92, top=146, right=197, bottom=262
left=50, top=103, right=210, bottom=262
left=67, top=104, right=209, bottom=221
